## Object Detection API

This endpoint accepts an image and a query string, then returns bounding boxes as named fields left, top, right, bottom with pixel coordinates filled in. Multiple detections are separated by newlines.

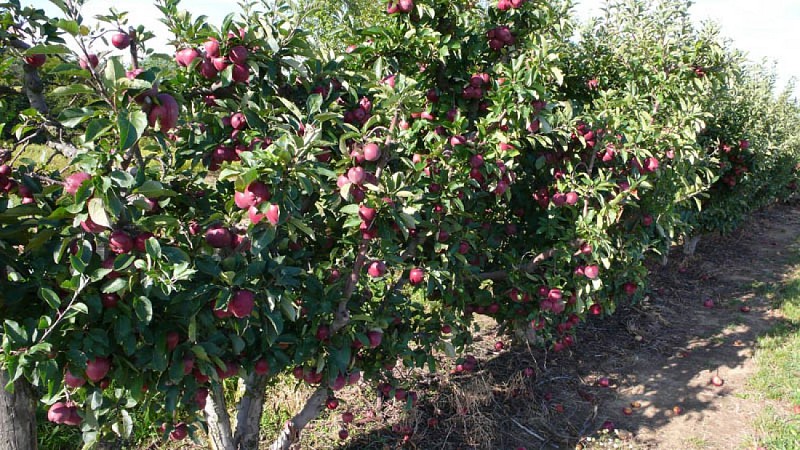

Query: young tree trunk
left=0, top=370, right=38, bottom=450
left=683, top=235, right=701, bottom=256
left=233, top=373, right=268, bottom=449
left=204, top=383, right=236, bottom=450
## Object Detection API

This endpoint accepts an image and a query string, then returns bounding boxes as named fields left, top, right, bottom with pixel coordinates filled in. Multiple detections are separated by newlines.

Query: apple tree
left=0, top=0, right=798, bottom=449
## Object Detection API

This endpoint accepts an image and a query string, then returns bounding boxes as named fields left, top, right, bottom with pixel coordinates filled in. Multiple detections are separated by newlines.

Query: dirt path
left=328, top=202, right=800, bottom=450
left=544, top=201, right=800, bottom=450
left=596, top=202, right=800, bottom=449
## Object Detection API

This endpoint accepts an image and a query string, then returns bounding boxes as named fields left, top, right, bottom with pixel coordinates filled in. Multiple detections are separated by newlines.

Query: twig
left=476, top=247, right=559, bottom=281
left=509, top=417, right=547, bottom=442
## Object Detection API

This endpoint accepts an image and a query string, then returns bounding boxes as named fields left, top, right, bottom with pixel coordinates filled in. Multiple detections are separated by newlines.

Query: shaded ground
left=299, top=200, right=800, bottom=450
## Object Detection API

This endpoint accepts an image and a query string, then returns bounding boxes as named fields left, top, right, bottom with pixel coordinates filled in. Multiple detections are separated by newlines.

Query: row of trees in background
left=1, top=0, right=798, bottom=449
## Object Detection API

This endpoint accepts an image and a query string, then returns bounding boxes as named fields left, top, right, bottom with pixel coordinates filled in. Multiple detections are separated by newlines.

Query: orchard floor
left=291, top=200, right=800, bottom=450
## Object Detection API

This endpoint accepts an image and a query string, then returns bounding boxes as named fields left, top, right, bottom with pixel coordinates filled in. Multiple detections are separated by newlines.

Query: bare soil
left=308, top=200, right=800, bottom=450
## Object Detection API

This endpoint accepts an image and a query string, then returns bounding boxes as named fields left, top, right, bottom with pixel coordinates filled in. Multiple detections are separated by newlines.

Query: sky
left=23, top=0, right=799, bottom=94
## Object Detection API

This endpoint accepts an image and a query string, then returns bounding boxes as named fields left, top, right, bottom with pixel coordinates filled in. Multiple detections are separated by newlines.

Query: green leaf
left=56, top=19, right=80, bottom=36
left=38, top=287, right=61, bottom=310
left=102, top=277, right=128, bottom=294
left=52, top=85, right=96, bottom=96
left=134, top=180, right=176, bottom=198
left=118, top=110, right=147, bottom=151
left=88, top=198, right=111, bottom=228
left=109, top=170, right=135, bottom=188
left=24, top=44, right=72, bottom=55
left=145, top=237, right=161, bottom=260
left=134, top=297, right=153, bottom=323
left=85, top=118, right=114, bottom=142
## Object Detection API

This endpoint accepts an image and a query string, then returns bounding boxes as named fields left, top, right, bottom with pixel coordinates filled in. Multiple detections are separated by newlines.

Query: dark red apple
left=342, top=411, right=354, bottom=423
left=366, top=330, right=383, bottom=348
left=169, top=422, right=188, bottom=441
left=109, top=230, right=133, bottom=254
left=24, top=54, right=46, bottom=67
left=134, top=232, right=155, bottom=253
left=229, top=289, right=255, bottom=318
left=101, top=293, right=120, bottom=309
left=228, top=45, right=248, bottom=64
left=232, top=63, right=249, bottom=83
left=166, top=331, right=180, bottom=351
left=205, top=225, right=233, bottom=248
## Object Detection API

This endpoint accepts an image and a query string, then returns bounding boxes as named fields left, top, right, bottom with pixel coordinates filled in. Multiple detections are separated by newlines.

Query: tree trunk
left=0, top=370, right=38, bottom=450
left=204, top=382, right=236, bottom=450
left=683, top=235, right=701, bottom=256
left=233, top=373, right=268, bottom=449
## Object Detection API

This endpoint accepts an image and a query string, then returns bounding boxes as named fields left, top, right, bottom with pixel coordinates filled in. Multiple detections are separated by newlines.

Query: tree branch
left=475, top=247, right=559, bottom=281
left=268, top=387, right=328, bottom=450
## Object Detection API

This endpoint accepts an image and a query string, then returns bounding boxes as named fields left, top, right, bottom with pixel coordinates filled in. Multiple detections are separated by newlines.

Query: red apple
left=85, top=357, right=111, bottom=383
left=266, top=203, right=280, bottom=226
left=198, top=59, right=218, bottom=79
left=254, top=358, right=270, bottom=376
left=338, top=429, right=349, bottom=440
left=166, top=331, right=180, bottom=351
left=409, top=267, right=425, bottom=285
left=342, top=411, right=354, bottom=423
left=229, top=289, right=255, bottom=318
left=709, top=375, right=724, bottom=386
left=206, top=225, right=233, bottom=248
left=228, top=45, right=248, bottom=64
left=111, top=32, right=131, bottom=49
left=584, top=265, right=599, bottom=279
left=24, top=54, right=46, bottom=67
left=358, top=204, right=377, bottom=223
left=367, top=330, right=383, bottom=348
left=703, top=298, right=715, bottom=309
left=204, top=38, right=220, bottom=57
left=367, top=261, right=387, bottom=277
left=64, top=172, right=91, bottom=195
left=109, top=230, right=133, bottom=254
left=326, top=397, right=339, bottom=410
left=64, top=370, right=86, bottom=388
left=169, top=422, right=188, bottom=441
left=79, top=54, right=99, bottom=70
left=147, top=93, right=179, bottom=132
left=175, top=48, right=200, bottom=67
left=363, top=143, right=381, bottom=161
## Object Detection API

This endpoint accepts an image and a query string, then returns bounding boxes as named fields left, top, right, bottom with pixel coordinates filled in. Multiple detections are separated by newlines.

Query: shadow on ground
left=327, top=201, right=800, bottom=450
